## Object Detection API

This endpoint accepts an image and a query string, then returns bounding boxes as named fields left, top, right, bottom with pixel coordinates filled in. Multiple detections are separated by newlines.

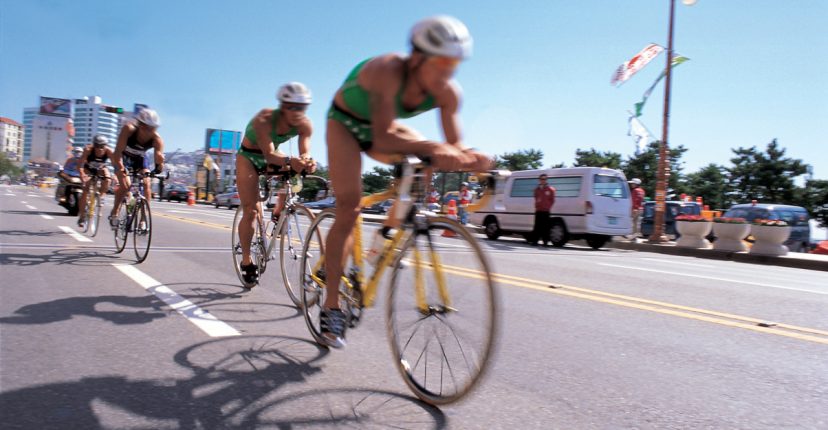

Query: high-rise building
left=73, top=96, right=123, bottom=147
left=22, top=107, right=37, bottom=162
left=0, top=117, right=25, bottom=165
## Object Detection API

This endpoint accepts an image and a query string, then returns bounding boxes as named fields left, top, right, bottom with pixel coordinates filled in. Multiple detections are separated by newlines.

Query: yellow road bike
left=299, top=156, right=509, bottom=405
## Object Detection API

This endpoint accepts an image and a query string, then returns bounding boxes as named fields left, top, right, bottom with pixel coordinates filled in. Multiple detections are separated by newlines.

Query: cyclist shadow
left=0, top=229, right=65, bottom=237
left=1, top=210, right=68, bottom=217
left=0, top=335, right=446, bottom=429
left=0, top=294, right=167, bottom=326
left=165, top=282, right=304, bottom=323
left=0, top=248, right=121, bottom=267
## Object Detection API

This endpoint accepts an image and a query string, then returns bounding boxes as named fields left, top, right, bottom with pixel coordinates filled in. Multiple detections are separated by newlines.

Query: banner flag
left=634, top=55, right=690, bottom=117
left=627, top=114, right=654, bottom=154
left=610, top=43, right=664, bottom=86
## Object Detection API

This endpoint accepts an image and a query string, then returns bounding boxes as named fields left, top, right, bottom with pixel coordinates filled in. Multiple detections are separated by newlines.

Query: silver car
left=214, top=187, right=240, bottom=209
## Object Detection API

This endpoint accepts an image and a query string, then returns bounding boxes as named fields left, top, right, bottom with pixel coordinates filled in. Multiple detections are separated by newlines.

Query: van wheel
left=550, top=221, right=568, bottom=247
left=484, top=217, right=501, bottom=240
left=586, top=235, right=609, bottom=250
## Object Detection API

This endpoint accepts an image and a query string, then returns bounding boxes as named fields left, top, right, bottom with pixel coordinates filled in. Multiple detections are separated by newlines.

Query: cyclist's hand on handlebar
left=464, top=149, right=495, bottom=172
left=289, top=157, right=309, bottom=174
left=300, top=156, right=317, bottom=174
left=429, top=144, right=473, bottom=172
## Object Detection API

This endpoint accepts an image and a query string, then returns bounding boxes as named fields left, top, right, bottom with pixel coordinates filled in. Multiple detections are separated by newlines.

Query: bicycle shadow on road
left=476, top=236, right=617, bottom=255
left=0, top=248, right=121, bottom=267
left=1, top=210, right=70, bottom=218
left=0, top=229, right=66, bottom=237
left=163, top=282, right=303, bottom=324
left=0, top=294, right=167, bottom=326
left=0, top=334, right=445, bottom=429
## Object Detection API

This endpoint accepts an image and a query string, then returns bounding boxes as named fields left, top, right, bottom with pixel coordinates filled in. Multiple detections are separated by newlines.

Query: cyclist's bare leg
left=236, top=153, right=260, bottom=266
left=323, top=118, right=365, bottom=310
left=272, top=188, right=287, bottom=219
left=99, top=174, right=111, bottom=195
left=111, top=170, right=130, bottom=218
left=142, top=173, right=152, bottom=204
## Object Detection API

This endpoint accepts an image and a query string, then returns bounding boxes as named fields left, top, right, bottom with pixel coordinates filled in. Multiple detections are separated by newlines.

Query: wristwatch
left=284, top=156, right=291, bottom=167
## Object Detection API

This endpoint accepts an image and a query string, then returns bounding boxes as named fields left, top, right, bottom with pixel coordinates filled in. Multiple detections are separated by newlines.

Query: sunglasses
left=429, top=56, right=461, bottom=70
left=283, top=105, right=308, bottom=112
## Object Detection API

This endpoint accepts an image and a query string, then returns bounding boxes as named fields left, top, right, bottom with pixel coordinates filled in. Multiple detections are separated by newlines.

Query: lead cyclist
left=320, top=16, right=493, bottom=348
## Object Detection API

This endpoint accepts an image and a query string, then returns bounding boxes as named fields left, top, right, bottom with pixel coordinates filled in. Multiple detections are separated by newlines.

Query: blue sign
left=205, top=129, right=241, bottom=154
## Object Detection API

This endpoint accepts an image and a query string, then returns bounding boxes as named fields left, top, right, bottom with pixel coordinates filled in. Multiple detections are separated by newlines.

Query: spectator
left=629, top=178, right=645, bottom=238
left=426, top=186, right=441, bottom=212
left=458, top=182, right=473, bottom=224
left=531, top=174, right=556, bottom=246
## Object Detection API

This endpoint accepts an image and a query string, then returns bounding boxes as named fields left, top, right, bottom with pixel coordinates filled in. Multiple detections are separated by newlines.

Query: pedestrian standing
left=531, top=174, right=556, bottom=246
left=458, top=182, right=473, bottom=225
left=629, top=178, right=645, bottom=239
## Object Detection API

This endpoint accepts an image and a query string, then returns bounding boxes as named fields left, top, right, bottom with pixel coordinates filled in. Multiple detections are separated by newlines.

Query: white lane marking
left=26, top=205, right=37, bottom=210
left=21, top=201, right=28, bottom=204
left=39, top=213, right=54, bottom=220
left=27, top=194, right=40, bottom=197
left=599, top=263, right=828, bottom=296
left=113, top=264, right=240, bottom=337
left=641, top=257, right=714, bottom=268
left=4, top=193, right=14, bottom=196
left=58, top=226, right=93, bottom=242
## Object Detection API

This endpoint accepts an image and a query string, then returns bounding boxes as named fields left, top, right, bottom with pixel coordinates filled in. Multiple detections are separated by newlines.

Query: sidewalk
left=608, top=239, right=828, bottom=272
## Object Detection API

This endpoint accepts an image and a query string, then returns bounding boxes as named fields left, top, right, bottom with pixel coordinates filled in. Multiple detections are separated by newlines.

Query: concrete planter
left=713, top=222, right=750, bottom=252
left=750, top=225, right=790, bottom=256
left=675, top=221, right=712, bottom=249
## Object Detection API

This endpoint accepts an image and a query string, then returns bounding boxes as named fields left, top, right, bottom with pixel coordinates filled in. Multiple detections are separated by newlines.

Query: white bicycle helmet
left=135, top=108, right=161, bottom=128
left=410, top=16, right=473, bottom=59
left=92, top=135, right=109, bottom=146
left=72, top=147, right=84, bottom=156
left=277, top=82, right=312, bottom=104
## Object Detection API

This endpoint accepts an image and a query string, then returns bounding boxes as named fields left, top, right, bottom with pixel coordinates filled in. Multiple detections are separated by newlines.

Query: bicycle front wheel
left=232, top=205, right=268, bottom=288
left=386, top=216, right=498, bottom=405
left=280, top=205, right=315, bottom=307
left=113, top=201, right=129, bottom=253
left=133, top=199, right=152, bottom=263
left=89, top=191, right=101, bottom=237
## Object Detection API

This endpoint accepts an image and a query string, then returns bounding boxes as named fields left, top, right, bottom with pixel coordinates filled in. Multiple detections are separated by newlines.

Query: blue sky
left=1, top=0, right=826, bottom=178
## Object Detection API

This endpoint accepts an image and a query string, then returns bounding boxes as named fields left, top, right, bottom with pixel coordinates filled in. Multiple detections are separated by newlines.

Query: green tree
left=683, top=163, right=729, bottom=210
left=361, top=166, right=394, bottom=194
left=0, top=153, right=22, bottom=178
left=573, top=148, right=622, bottom=170
left=549, top=162, right=567, bottom=169
left=727, top=139, right=809, bottom=204
left=621, top=141, right=688, bottom=200
left=801, top=179, right=828, bottom=227
left=495, top=149, right=544, bottom=171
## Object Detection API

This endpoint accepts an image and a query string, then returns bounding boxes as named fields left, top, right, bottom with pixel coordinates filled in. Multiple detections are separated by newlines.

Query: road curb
left=607, top=240, right=828, bottom=272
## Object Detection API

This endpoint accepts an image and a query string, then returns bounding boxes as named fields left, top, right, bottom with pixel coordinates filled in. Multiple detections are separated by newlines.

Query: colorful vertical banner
left=634, top=55, right=690, bottom=117
left=610, top=43, right=664, bottom=86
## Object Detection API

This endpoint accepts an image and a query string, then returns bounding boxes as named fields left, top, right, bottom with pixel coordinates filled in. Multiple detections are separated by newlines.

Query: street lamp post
left=649, top=0, right=695, bottom=243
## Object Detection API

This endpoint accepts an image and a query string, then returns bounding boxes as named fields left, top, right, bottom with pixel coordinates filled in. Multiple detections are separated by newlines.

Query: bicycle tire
left=232, top=205, right=266, bottom=288
left=279, top=204, right=315, bottom=307
left=113, top=201, right=129, bottom=253
left=386, top=216, right=498, bottom=405
left=133, top=199, right=152, bottom=263
left=89, top=188, right=101, bottom=237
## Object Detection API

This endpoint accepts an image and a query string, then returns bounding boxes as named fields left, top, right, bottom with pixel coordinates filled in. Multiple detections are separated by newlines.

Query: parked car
left=214, top=187, right=240, bottom=209
left=305, top=196, right=336, bottom=210
left=722, top=203, right=811, bottom=252
left=468, top=167, right=632, bottom=249
left=163, top=184, right=189, bottom=202
left=362, top=199, right=394, bottom=215
left=640, top=201, right=703, bottom=239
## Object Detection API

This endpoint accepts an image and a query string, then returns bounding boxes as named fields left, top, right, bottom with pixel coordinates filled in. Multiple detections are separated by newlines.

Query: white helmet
left=135, top=108, right=161, bottom=128
left=72, top=147, right=84, bottom=156
left=629, top=178, right=642, bottom=185
left=410, top=16, right=473, bottom=59
left=92, top=135, right=109, bottom=146
left=277, top=82, right=312, bottom=104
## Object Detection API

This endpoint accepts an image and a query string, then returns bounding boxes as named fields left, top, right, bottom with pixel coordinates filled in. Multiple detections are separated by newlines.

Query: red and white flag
left=611, top=43, right=664, bottom=86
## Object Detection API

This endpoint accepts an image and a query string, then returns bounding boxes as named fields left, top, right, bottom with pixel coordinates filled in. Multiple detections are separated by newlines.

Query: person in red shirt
left=458, top=182, right=474, bottom=225
left=629, top=178, right=645, bottom=238
left=532, top=174, right=556, bottom=246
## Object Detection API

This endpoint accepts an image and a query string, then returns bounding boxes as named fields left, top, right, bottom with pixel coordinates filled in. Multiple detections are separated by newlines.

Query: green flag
left=634, top=55, right=689, bottom=117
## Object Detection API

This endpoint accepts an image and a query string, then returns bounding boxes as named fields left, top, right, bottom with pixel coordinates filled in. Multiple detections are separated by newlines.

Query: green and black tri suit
left=238, top=109, right=299, bottom=174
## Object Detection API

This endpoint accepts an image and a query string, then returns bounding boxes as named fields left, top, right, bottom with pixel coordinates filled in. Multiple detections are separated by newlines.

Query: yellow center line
left=156, top=212, right=828, bottom=345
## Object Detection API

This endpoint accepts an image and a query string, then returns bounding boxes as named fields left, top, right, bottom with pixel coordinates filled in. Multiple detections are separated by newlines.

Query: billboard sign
left=39, top=97, right=72, bottom=117
left=205, top=129, right=241, bottom=154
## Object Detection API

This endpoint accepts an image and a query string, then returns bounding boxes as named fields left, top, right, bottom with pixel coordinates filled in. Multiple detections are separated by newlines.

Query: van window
left=548, top=176, right=582, bottom=198
left=593, top=175, right=629, bottom=198
left=510, top=178, right=537, bottom=197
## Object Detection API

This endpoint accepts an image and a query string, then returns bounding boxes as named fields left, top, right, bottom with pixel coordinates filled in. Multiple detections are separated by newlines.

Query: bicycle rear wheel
left=133, top=199, right=152, bottom=263
left=280, top=204, right=315, bottom=307
left=386, top=216, right=498, bottom=405
left=232, top=205, right=269, bottom=288
left=113, top=201, right=129, bottom=253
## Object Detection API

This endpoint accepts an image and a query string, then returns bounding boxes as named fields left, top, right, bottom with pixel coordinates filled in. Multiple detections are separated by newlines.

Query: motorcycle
left=55, top=170, right=83, bottom=216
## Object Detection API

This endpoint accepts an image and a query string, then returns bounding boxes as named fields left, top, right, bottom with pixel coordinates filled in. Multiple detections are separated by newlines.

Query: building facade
left=73, top=96, right=123, bottom=148
left=0, top=117, right=25, bottom=164
left=22, top=107, right=37, bottom=162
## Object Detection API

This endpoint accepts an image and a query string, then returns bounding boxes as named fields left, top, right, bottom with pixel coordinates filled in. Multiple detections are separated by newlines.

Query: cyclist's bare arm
left=152, top=134, right=165, bottom=171
left=113, top=124, right=133, bottom=172
left=78, top=146, right=92, bottom=181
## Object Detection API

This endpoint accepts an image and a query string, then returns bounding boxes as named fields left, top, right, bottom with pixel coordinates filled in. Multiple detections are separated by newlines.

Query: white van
left=469, top=167, right=632, bottom=249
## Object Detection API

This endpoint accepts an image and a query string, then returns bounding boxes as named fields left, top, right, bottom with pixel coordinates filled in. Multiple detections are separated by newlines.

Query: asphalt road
left=1, top=184, right=827, bottom=429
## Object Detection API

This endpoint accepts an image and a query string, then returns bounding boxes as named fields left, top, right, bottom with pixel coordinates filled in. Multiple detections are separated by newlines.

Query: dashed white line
left=58, top=226, right=92, bottom=242
left=25, top=204, right=37, bottom=210
left=641, top=257, right=714, bottom=268
left=599, top=263, right=828, bottom=296
left=113, top=264, right=240, bottom=337
left=39, top=213, right=54, bottom=220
